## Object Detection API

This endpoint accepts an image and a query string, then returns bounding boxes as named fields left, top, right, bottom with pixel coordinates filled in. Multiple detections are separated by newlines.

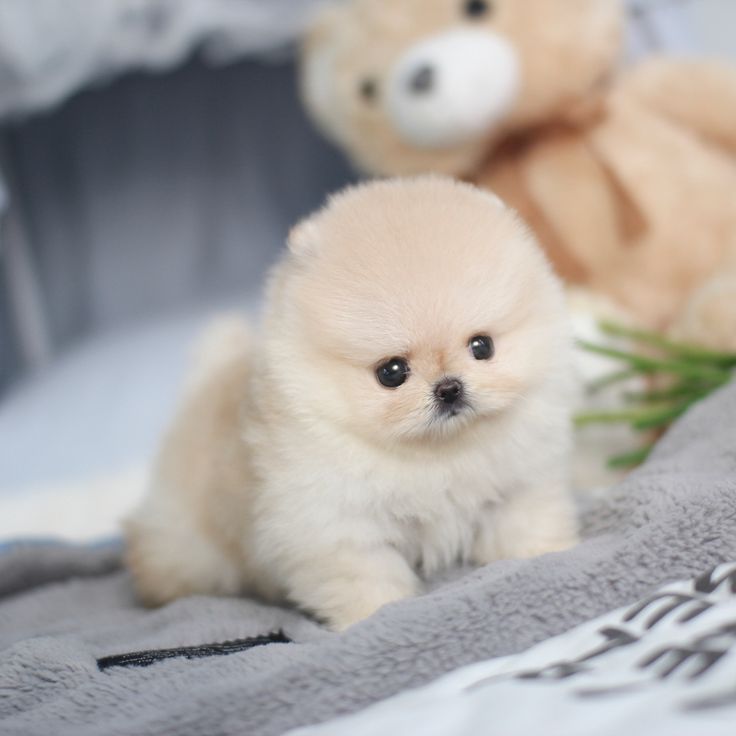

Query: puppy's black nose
left=435, top=378, right=464, bottom=405
left=408, top=64, right=435, bottom=94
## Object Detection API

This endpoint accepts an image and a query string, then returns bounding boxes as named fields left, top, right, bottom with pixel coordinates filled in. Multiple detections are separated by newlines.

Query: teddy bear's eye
left=464, top=0, right=492, bottom=18
left=359, top=78, right=379, bottom=102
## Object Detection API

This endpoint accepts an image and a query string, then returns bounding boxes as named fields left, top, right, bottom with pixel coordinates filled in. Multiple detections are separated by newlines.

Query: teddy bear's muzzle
left=386, top=28, right=520, bottom=150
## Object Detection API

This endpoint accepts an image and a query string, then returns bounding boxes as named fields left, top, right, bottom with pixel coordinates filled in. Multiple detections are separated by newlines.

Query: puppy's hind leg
left=124, top=498, right=243, bottom=607
left=125, top=314, right=254, bottom=607
left=125, top=315, right=253, bottom=606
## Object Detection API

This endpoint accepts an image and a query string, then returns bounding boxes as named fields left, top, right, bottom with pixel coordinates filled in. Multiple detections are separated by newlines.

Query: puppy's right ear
left=288, top=213, right=322, bottom=257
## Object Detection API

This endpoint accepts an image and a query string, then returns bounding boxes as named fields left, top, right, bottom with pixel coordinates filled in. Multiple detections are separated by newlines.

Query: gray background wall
left=0, top=56, right=354, bottom=393
left=2, top=58, right=352, bottom=348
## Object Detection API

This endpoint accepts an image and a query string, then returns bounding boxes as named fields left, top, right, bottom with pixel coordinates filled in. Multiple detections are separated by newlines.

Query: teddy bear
left=671, top=243, right=736, bottom=351
left=299, top=0, right=736, bottom=342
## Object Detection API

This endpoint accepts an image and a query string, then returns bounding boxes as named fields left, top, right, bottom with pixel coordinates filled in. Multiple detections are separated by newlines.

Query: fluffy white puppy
left=126, top=177, right=579, bottom=630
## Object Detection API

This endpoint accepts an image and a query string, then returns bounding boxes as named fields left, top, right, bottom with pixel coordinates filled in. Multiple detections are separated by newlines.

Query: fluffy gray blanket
left=1, top=383, right=735, bottom=736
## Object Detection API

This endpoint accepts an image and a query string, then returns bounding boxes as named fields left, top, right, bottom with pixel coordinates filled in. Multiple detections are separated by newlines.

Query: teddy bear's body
left=480, top=59, right=736, bottom=327
left=301, top=0, right=736, bottom=338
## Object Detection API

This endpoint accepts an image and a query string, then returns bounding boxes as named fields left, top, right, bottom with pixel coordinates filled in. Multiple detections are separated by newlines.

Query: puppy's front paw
left=320, top=577, right=419, bottom=631
left=498, top=530, right=580, bottom=560
left=285, top=549, right=420, bottom=631
left=472, top=524, right=578, bottom=566
left=475, top=487, right=580, bottom=564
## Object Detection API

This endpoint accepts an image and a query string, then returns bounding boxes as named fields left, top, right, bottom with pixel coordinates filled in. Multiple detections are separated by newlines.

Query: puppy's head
left=267, top=177, right=571, bottom=448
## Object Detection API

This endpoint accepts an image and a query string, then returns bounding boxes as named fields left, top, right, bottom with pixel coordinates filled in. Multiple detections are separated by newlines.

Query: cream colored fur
left=125, top=178, right=579, bottom=630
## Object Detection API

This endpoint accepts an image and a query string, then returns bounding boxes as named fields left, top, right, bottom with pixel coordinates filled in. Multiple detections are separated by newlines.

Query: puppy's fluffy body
left=126, top=178, right=578, bottom=630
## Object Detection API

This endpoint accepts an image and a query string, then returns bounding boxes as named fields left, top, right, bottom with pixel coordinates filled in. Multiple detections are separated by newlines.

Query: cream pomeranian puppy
left=125, top=177, right=578, bottom=630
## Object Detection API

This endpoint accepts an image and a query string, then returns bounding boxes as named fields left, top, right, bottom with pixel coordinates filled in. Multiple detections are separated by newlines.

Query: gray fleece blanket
left=1, top=382, right=735, bottom=736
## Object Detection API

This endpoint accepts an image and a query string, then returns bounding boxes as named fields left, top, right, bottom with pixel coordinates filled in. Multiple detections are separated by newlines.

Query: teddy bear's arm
left=623, top=58, right=736, bottom=155
left=670, top=243, right=736, bottom=351
left=520, top=135, right=632, bottom=276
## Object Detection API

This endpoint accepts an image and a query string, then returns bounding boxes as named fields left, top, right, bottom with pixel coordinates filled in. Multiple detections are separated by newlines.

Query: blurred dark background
left=0, top=57, right=353, bottom=389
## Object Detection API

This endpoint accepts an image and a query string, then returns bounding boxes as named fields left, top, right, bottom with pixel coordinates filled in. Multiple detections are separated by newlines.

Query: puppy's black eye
left=464, top=0, right=492, bottom=19
left=469, top=335, right=494, bottom=361
left=376, top=358, right=410, bottom=388
left=359, top=78, right=378, bottom=102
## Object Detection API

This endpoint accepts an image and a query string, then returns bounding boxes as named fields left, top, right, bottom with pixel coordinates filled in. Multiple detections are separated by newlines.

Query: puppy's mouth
left=425, top=398, right=475, bottom=440
left=435, top=399, right=469, bottom=420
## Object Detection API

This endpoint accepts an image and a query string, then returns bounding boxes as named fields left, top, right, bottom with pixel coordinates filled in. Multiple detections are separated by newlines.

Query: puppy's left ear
left=288, top=214, right=322, bottom=257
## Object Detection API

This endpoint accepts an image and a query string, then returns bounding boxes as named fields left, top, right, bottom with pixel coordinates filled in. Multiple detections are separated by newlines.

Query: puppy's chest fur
left=377, top=475, right=494, bottom=576
left=254, top=422, right=523, bottom=577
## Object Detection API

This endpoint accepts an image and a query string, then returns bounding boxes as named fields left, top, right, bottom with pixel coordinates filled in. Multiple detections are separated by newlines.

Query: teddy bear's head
left=301, top=0, right=623, bottom=176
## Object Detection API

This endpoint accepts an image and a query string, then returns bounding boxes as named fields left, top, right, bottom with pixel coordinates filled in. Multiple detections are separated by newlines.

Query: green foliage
left=575, top=322, right=735, bottom=469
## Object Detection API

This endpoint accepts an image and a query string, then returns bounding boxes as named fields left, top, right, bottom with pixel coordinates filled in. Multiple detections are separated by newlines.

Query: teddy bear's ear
left=288, top=213, right=323, bottom=257
left=303, top=2, right=347, bottom=50
left=299, top=3, right=349, bottom=145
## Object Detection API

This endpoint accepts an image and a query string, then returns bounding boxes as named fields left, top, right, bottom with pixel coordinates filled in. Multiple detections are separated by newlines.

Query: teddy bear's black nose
left=408, top=64, right=435, bottom=94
